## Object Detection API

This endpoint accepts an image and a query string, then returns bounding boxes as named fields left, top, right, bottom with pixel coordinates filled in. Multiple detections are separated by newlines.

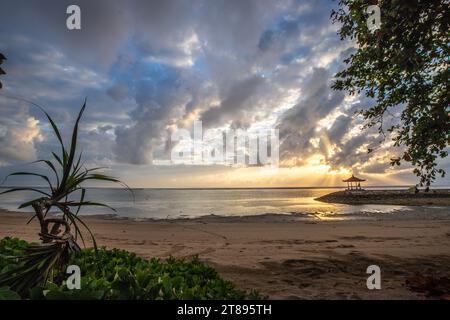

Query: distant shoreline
left=3, top=188, right=450, bottom=222
left=2, top=204, right=450, bottom=223
left=315, top=189, right=450, bottom=206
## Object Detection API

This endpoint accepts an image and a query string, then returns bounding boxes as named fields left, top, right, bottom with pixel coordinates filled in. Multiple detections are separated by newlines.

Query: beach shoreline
left=1, top=209, right=450, bottom=299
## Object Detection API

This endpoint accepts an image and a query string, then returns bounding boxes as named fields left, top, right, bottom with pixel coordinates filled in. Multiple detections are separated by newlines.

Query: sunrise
left=0, top=0, right=449, bottom=312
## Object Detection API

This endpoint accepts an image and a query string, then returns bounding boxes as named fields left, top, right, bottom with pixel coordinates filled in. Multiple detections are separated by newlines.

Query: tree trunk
left=32, top=201, right=50, bottom=243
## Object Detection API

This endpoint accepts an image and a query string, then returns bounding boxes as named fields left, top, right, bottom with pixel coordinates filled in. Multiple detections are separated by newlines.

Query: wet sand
left=1, top=209, right=450, bottom=299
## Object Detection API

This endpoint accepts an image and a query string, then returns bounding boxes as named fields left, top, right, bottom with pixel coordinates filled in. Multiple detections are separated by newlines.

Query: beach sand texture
left=1, top=210, right=450, bottom=299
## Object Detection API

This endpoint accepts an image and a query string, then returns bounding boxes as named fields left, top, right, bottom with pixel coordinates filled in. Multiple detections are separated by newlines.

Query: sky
left=0, top=0, right=448, bottom=188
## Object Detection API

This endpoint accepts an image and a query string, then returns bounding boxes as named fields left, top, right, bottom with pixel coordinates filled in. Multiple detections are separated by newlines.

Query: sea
left=1, top=187, right=449, bottom=221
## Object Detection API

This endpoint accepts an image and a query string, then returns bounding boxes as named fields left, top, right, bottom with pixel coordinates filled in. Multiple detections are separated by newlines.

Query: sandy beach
left=1, top=209, right=450, bottom=299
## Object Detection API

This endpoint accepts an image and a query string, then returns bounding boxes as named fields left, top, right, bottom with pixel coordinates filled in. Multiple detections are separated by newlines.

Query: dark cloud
left=113, top=64, right=207, bottom=164
left=0, top=0, right=130, bottom=68
left=1, top=0, right=447, bottom=185
left=201, top=76, right=266, bottom=129
left=278, top=67, right=345, bottom=162
left=327, top=115, right=352, bottom=140
left=107, top=85, right=128, bottom=102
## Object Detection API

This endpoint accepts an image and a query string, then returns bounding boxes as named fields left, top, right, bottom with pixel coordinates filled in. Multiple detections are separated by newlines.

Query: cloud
left=112, top=64, right=206, bottom=164
left=277, top=67, right=345, bottom=163
left=3, top=0, right=135, bottom=67
left=0, top=0, right=448, bottom=187
left=0, top=102, right=42, bottom=166
left=201, top=75, right=266, bottom=129
left=107, top=85, right=128, bottom=102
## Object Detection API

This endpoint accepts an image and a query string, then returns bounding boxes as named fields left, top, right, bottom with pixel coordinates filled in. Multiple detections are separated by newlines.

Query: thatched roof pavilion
left=343, top=174, right=365, bottom=190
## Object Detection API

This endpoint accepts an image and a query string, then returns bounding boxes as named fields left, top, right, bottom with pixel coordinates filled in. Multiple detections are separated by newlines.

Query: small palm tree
left=0, top=100, right=128, bottom=295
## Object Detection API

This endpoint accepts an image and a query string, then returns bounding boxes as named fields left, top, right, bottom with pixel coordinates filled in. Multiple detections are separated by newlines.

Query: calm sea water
left=1, top=187, right=449, bottom=221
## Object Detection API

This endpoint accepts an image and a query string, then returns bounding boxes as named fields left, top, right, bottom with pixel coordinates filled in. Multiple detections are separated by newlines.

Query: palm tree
left=0, top=100, right=129, bottom=295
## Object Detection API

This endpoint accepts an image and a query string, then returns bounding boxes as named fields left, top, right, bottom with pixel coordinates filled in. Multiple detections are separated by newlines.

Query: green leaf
left=18, top=197, right=46, bottom=209
left=65, top=201, right=117, bottom=212
left=32, top=160, right=60, bottom=188
left=0, top=286, right=21, bottom=300
left=59, top=100, right=86, bottom=192
left=4, top=172, right=53, bottom=192
left=75, top=188, right=86, bottom=215
left=0, top=187, right=50, bottom=197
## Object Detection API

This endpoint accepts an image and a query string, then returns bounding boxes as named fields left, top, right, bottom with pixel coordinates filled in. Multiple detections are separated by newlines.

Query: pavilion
left=343, top=174, right=365, bottom=191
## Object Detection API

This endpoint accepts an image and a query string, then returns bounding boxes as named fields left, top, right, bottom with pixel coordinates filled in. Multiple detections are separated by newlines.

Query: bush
left=0, top=237, right=260, bottom=300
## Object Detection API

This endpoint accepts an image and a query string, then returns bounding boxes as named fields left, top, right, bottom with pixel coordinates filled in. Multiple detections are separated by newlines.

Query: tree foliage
left=331, top=0, right=450, bottom=188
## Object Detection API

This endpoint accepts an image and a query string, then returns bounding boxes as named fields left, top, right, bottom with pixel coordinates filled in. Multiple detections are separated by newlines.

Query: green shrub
left=0, top=237, right=260, bottom=300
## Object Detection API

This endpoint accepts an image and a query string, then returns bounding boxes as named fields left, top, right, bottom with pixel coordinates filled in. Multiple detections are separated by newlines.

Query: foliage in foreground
left=0, top=237, right=260, bottom=300
left=0, top=101, right=129, bottom=295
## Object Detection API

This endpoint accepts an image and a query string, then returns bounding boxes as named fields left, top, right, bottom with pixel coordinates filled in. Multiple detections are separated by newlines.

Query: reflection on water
left=0, top=187, right=448, bottom=221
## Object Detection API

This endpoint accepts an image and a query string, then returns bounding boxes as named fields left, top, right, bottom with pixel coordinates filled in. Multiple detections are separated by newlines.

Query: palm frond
left=63, top=201, right=117, bottom=212
left=0, top=99, right=132, bottom=297
left=0, top=187, right=51, bottom=197
left=52, top=152, right=63, bottom=166
left=3, top=172, right=53, bottom=192
left=32, top=160, right=60, bottom=188
left=0, top=242, right=69, bottom=296
left=75, top=188, right=86, bottom=215
left=18, top=197, right=47, bottom=209
left=57, top=99, right=86, bottom=196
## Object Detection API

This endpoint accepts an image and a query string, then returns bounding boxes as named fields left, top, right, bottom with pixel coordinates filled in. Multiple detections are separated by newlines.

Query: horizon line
left=1, top=185, right=450, bottom=190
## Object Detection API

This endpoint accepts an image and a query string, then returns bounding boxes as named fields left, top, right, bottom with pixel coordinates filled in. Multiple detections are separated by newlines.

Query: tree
left=331, top=0, right=450, bottom=189
left=0, top=101, right=130, bottom=296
